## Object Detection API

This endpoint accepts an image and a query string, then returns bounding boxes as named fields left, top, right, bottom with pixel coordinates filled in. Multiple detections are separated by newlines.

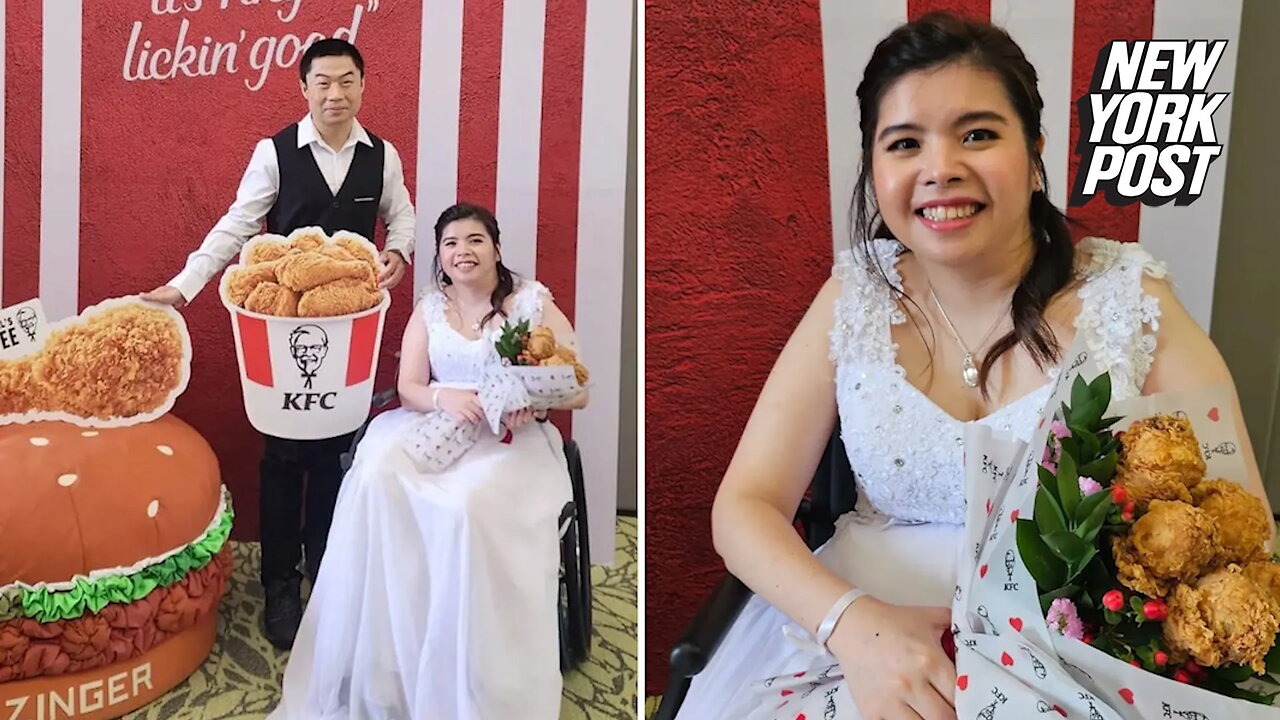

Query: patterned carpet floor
left=122, top=517, right=638, bottom=720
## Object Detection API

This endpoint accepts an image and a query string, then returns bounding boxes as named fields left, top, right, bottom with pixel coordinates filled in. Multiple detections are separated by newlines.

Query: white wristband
left=431, top=387, right=442, bottom=410
left=815, top=588, right=870, bottom=650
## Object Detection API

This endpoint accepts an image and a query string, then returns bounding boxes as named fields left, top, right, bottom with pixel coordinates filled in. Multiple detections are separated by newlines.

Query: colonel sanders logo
left=15, top=308, right=37, bottom=341
left=289, top=325, right=328, bottom=389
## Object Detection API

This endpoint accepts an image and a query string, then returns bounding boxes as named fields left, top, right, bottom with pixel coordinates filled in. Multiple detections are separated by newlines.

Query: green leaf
left=1089, top=373, right=1112, bottom=408
left=1079, top=452, right=1119, bottom=484
left=1068, top=547, right=1098, bottom=582
left=1266, top=634, right=1280, bottom=674
left=1134, top=645, right=1154, bottom=668
left=1057, top=451, right=1082, bottom=518
left=1038, top=584, right=1080, bottom=615
left=1073, top=483, right=1111, bottom=524
left=1071, top=376, right=1090, bottom=416
left=1045, top=530, right=1088, bottom=564
left=1035, top=487, right=1068, bottom=536
left=1075, top=398, right=1104, bottom=431
left=1016, top=519, right=1065, bottom=590
left=1215, top=664, right=1257, bottom=683
left=1104, top=607, right=1123, bottom=625
left=1071, top=425, right=1101, bottom=460
left=1099, top=415, right=1125, bottom=431
left=1039, top=465, right=1060, bottom=499
left=1130, top=595, right=1146, bottom=617
left=1077, top=493, right=1115, bottom=544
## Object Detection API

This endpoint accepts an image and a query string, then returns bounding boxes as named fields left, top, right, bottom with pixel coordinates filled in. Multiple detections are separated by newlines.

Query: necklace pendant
left=962, top=353, right=979, bottom=388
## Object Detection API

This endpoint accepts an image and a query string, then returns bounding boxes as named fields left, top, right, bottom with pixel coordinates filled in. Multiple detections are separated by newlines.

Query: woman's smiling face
left=870, top=62, right=1041, bottom=264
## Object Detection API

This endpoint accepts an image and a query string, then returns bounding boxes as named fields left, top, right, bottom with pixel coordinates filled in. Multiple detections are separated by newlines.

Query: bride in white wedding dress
left=269, top=203, right=588, bottom=720
left=675, top=13, right=1273, bottom=720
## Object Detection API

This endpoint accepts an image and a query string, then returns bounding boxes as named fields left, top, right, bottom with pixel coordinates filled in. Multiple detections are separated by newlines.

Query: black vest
left=265, top=123, right=385, bottom=240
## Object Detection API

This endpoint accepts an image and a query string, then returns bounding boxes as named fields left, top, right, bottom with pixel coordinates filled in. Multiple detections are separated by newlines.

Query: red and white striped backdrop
left=822, top=0, right=1241, bottom=330
left=1, top=0, right=631, bottom=560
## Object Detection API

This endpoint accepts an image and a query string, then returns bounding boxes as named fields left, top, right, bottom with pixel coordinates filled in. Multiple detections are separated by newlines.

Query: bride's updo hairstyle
left=851, top=12, right=1076, bottom=395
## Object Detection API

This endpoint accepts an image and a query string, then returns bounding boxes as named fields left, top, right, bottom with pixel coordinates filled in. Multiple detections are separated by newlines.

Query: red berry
left=1154, top=651, right=1168, bottom=666
left=1184, top=660, right=1201, bottom=674
left=1174, top=669, right=1192, bottom=683
left=1103, top=590, right=1125, bottom=612
left=1143, top=600, right=1168, bottom=621
left=1082, top=633, right=1094, bottom=644
left=1110, top=485, right=1128, bottom=504
left=1123, top=500, right=1136, bottom=514
left=1129, top=660, right=1142, bottom=668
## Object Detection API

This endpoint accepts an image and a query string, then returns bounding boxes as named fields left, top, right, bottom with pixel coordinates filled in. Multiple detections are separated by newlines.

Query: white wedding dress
left=270, top=280, right=572, bottom=720
left=674, top=237, right=1169, bottom=719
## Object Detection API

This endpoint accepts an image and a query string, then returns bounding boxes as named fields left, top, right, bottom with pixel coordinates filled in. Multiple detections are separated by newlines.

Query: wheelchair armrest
left=668, top=573, right=753, bottom=678
left=371, top=387, right=399, bottom=410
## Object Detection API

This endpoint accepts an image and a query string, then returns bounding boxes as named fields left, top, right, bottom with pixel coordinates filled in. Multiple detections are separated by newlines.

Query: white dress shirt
left=170, top=114, right=416, bottom=302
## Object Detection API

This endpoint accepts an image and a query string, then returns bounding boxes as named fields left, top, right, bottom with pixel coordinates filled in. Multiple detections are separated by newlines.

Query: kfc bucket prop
left=220, top=279, right=390, bottom=441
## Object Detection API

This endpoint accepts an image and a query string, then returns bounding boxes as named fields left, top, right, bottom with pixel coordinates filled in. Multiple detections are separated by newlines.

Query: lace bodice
left=830, top=237, right=1168, bottom=525
left=421, top=280, right=549, bottom=385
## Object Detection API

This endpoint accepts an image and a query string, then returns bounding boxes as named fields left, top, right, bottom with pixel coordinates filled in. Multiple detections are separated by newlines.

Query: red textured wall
left=644, top=0, right=832, bottom=693
left=6, top=2, right=422, bottom=540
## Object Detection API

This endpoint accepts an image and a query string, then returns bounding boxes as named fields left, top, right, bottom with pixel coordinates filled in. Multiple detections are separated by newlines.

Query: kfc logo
left=288, top=325, right=329, bottom=389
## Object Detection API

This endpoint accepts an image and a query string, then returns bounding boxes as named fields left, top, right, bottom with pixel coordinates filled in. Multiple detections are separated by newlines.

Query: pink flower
left=1078, top=476, right=1102, bottom=495
left=1041, top=460, right=1057, bottom=475
left=1046, top=598, right=1084, bottom=640
left=1051, top=420, right=1072, bottom=439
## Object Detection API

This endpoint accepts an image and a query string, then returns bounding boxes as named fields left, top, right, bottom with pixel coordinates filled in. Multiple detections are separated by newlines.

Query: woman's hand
left=828, top=598, right=957, bottom=720
left=437, top=388, right=484, bottom=424
left=502, top=407, right=537, bottom=430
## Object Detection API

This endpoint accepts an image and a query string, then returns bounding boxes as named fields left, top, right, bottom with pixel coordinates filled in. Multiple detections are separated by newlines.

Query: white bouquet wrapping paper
left=402, top=360, right=583, bottom=472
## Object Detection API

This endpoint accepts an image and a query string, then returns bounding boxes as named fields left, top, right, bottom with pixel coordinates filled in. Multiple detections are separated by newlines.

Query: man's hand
left=139, top=286, right=187, bottom=308
left=378, top=250, right=407, bottom=289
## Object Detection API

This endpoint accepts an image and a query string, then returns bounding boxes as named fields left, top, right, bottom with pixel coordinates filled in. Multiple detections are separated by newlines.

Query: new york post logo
left=283, top=324, right=336, bottom=410
left=1070, top=40, right=1228, bottom=208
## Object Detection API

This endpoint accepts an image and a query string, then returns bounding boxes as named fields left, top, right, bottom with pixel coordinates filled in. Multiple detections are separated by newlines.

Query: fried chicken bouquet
left=401, top=319, right=589, bottom=473
left=220, top=228, right=385, bottom=318
left=942, top=332, right=1280, bottom=719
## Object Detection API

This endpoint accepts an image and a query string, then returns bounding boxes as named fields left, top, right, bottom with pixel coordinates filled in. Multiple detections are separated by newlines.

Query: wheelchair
left=341, top=384, right=595, bottom=673
left=652, top=423, right=856, bottom=720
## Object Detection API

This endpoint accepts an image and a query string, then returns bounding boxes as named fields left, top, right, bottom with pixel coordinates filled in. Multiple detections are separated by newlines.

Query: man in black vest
left=142, top=39, right=415, bottom=650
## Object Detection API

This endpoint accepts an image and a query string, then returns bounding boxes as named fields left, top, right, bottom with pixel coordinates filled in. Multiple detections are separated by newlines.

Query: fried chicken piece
left=244, top=282, right=299, bottom=317
left=276, top=251, right=374, bottom=293
left=334, top=236, right=379, bottom=272
left=540, top=350, right=589, bottom=386
left=527, top=326, right=557, bottom=360
left=225, top=260, right=282, bottom=306
left=288, top=230, right=327, bottom=253
left=1112, top=500, right=1218, bottom=597
left=318, top=245, right=356, bottom=262
left=1163, top=565, right=1280, bottom=673
left=1115, top=415, right=1206, bottom=508
left=244, top=236, right=290, bottom=265
left=0, top=357, right=53, bottom=416
left=297, top=278, right=383, bottom=317
left=1193, top=479, right=1270, bottom=565
left=32, top=305, right=184, bottom=419
left=1243, top=561, right=1280, bottom=607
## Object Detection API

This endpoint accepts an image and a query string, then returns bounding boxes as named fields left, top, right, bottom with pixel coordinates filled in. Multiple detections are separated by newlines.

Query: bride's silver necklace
left=446, top=294, right=490, bottom=333
left=929, top=287, right=1009, bottom=389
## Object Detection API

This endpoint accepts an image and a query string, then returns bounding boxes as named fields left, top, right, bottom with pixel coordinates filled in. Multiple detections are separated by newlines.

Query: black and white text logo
left=1070, top=40, right=1228, bottom=208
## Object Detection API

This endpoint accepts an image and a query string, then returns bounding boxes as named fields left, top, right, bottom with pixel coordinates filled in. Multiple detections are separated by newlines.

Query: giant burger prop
left=0, top=298, right=233, bottom=720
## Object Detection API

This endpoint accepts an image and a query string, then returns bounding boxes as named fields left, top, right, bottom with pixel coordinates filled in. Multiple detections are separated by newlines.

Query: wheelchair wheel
left=563, top=440, right=592, bottom=663
left=558, top=500, right=584, bottom=671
